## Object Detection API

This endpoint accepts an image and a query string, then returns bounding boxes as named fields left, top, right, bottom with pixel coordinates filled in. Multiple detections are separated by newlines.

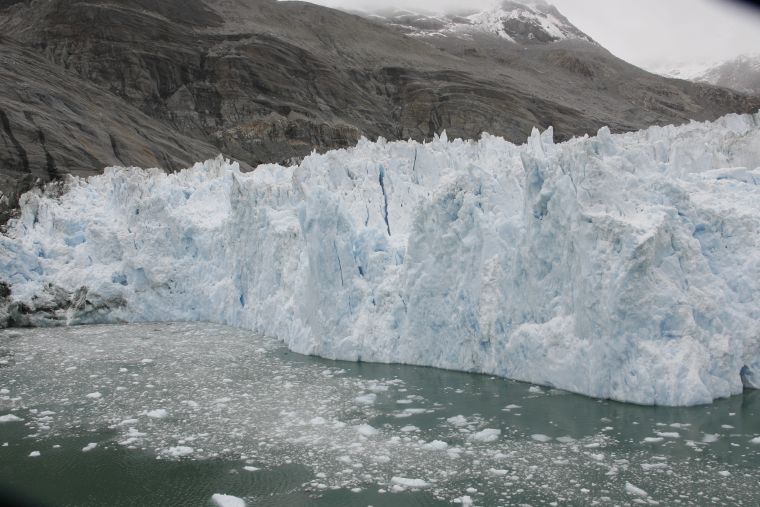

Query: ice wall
left=2, top=112, right=759, bottom=405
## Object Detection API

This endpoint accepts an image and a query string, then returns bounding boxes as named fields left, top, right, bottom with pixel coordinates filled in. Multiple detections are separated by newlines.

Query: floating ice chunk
left=242, top=466, right=260, bottom=472
left=355, top=424, right=378, bottom=437
left=702, top=434, right=719, bottom=443
left=625, top=482, right=649, bottom=497
left=655, top=431, right=680, bottom=438
left=641, top=463, right=668, bottom=471
left=471, top=428, right=501, bottom=442
left=82, top=443, right=97, bottom=452
left=400, top=425, right=419, bottom=432
left=354, top=393, right=377, bottom=405
left=394, top=408, right=427, bottom=418
left=422, top=440, right=449, bottom=450
left=750, top=436, right=760, bottom=444
left=528, top=386, right=544, bottom=394
left=85, top=392, right=102, bottom=399
left=211, top=494, right=245, bottom=507
left=555, top=436, right=575, bottom=443
left=390, top=477, right=429, bottom=489
left=144, top=409, right=168, bottom=419
left=447, top=415, right=468, bottom=427
left=718, top=471, right=731, bottom=477
left=643, top=437, right=664, bottom=443
left=530, top=434, right=552, bottom=443
left=166, top=446, right=193, bottom=457
left=309, top=417, right=327, bottom=425
left=0, top=414, right=23, bottom=423
left=29, top=451, right=40, bottom=457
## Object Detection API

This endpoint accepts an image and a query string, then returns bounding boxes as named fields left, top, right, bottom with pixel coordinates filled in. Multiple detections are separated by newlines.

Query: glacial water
left=0, top=322, right=758, bottom=506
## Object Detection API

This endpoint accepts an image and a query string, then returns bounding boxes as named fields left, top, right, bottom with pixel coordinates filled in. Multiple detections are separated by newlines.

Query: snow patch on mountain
left=1, top=112, right=760, bottom=406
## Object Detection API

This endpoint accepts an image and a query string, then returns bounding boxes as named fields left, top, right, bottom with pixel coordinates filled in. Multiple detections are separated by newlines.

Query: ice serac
left=1, top=112, right=759, bottom=406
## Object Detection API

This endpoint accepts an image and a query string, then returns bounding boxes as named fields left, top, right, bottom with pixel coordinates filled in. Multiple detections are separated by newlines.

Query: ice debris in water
left=3, top=323, right=760, bottom=505
left=211, top=493, right=245, bottom=507
left=391, top=477, right=430, bottom=489
left=472, top=428, right=501, bottom=442
left=2, top=112, right=760, bottom=406
left=0, top=414, right=23, bottom=423
left=165, top=446, right=194, bottom=457
left=625, top=482, right=649, bottom=497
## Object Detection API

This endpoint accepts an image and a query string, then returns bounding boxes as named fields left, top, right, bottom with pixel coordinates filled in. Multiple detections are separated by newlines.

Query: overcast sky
left=299, top=0, right=760, bottom=71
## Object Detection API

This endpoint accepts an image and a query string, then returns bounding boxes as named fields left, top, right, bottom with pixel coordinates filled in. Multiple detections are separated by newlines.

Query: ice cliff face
left=2, top=112, right=760, bottom=406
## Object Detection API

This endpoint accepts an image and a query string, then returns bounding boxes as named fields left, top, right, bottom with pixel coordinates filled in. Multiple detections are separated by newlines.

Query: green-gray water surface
left=0, top=323, right=759, bottom=506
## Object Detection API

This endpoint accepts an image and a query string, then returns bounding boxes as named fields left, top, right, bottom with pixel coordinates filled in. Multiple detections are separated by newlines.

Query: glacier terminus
left=1, top=112, right=759, bottom=406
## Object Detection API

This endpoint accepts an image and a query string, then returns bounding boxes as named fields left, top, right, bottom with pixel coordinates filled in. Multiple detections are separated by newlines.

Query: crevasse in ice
left=1, top=112, right=759, bottom=406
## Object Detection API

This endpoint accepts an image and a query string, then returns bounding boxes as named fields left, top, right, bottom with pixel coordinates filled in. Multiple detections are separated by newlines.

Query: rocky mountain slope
left=0, top=36, right=223, bottom=222
left=1, top=0, right=758, bottom=221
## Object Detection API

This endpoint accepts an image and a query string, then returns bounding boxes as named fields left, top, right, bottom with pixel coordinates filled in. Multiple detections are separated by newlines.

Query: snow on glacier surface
left=2, top=112, right=760, bottom=406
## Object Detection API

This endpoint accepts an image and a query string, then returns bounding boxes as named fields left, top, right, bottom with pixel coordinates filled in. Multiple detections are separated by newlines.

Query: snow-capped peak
left=466, top=1, right=594, bottom=43
left=362, top=1, right=594, bottom=45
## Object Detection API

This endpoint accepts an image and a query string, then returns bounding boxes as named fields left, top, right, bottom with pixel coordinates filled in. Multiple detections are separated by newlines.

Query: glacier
left=1, top=112, right=759, bottom=406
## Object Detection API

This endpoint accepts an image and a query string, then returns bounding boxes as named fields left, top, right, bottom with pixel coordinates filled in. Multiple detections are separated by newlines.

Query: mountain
left=696, top=54, right=760, bottom=95
left=1, top=0, right=758, bottom=221
left=653, top=54, right=760, bottom=96
left=364, top=0, right=595, bottom=44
